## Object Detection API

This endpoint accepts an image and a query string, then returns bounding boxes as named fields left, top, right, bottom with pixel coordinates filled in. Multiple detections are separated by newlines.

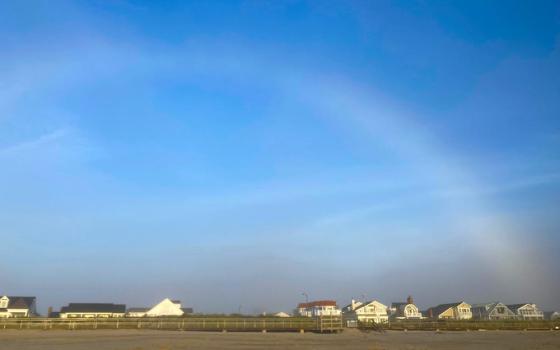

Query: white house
left=296, top=300, right=341, bottom=317
left=425, top=301, right=472, bottom=320
left=389, top=296, right=423, bottom=320
left=507, top=304, right=544, bottom=320
left=342, top=299, right=389, bottom=324
left=471, top=302, right=516, bottom=320
left=126, top=298, right=187, bottom=317
left=59, top=303, right=126, bottom=318
left=0, top=296, right=37, bottom=318
left=147, top=298, right=184, bottom=317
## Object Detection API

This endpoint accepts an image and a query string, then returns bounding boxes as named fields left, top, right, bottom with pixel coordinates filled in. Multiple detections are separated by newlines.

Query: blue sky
left=1, top=0, right=559, bottom=314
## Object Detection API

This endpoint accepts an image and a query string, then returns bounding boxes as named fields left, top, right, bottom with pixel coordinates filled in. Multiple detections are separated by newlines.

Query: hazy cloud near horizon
left=1, top=0, right=559, bottom=314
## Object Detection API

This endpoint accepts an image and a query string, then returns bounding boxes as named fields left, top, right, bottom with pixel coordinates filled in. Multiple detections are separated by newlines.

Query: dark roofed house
left=181, top=307, right=194, bottom=314
left=507, top=303, right=544, bottom=320
left=389, top=296, right=423, bottom=320
left=471, top=302, right=516, bottom=320
left=424, top=301, right=472, bottom=320
left=60, top=303, right=126, bottom=318
left=0, top=296, right=37, bottom=318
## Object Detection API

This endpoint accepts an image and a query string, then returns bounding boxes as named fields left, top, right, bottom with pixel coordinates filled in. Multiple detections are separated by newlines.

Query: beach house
left=471, top=302, right=516, bottom=320
left=0, top=296, right=37, bottom=318
left=295, top=300, right=341, bottom=317
left=507, top=303, right=544, bottom=320
left=126, top=298, right=192, bottom=317
left=424, top=301, right=472, bottom=320
left=342, top=299, right=389, bottom=324
left=388, top=296, right=423, bottom=320
left=59, top=303, right=126, bottom=318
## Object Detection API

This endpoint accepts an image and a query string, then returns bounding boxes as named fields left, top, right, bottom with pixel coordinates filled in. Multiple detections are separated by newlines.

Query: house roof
left=171, top=300, right=181, bottom=304
left=391, top=302, right=407, bottom=309
left=471, top=302, right=497, bottom=310
left=472, top=302, right=515, bottom=313
left=61, top=303, right=126, bottom=313
left=297, top=300, right=337, bottom=308
left=506, top=304, right=533, bottom=311
left=5, top=296, right=36, bottom=309
left=342, top=301, right=362, bottom=310
left=354, top=300, right=387, bottom=311
left=425, top=302, right=465, bottom=316
left=181, top=307, right=193, bottom=314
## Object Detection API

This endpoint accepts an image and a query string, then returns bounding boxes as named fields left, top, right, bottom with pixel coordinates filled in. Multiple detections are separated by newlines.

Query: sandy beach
left=0, top=329, right=559, bottom=349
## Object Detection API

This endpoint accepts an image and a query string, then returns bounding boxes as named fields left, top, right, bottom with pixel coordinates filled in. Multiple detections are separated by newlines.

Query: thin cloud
left=0, top=129, right=68, bottom=156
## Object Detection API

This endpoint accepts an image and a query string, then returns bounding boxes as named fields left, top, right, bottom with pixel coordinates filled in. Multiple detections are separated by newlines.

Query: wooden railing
left=359, top=319, right=560, bottom=331
left=2, top=317, right=556, bottom=332
left=0, top=316, right=343, bottom=333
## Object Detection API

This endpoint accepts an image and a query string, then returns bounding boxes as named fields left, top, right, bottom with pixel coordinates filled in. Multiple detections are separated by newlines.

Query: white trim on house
left=342, top=299, right=389, bottom=324
left=507, top=304, right=544, bottom=320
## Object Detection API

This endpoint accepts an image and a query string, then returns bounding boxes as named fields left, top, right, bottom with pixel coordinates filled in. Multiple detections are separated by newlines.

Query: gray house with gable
left=471, top=302, right=516, bottom=320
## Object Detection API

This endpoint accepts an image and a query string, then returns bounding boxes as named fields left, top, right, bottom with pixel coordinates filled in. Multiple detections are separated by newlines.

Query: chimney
left=407, top=295, right=414, bottom=305
left=351, top=299, right=356, bottom=310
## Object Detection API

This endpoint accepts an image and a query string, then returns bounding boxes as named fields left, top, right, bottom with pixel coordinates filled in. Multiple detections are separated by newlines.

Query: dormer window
left=0, top=296, right=8, bottom=308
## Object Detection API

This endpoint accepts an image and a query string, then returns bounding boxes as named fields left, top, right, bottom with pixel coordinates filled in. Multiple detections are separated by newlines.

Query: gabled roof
left=507, top=303, right=534, bottom=311
left=472, top=302, right=513, bottom=313
left=5, top=296, right=36, bottom=309
left=61, top=303, right=126, bottom=313
left=425, top=302, right=466, bottom=316
left=354, top=300, right=387, bottom=311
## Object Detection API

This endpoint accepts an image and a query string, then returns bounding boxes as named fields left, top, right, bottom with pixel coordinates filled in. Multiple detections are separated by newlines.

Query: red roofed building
left=295, top=300, right=341, bottom=317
